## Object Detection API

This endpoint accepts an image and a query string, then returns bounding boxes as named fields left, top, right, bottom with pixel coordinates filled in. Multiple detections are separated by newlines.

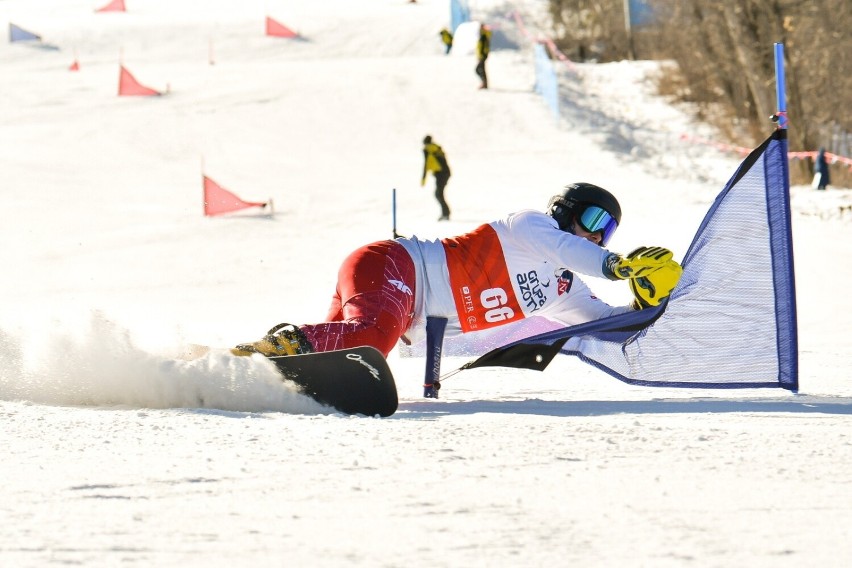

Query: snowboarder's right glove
left=603, top=246, right=675, bottom=280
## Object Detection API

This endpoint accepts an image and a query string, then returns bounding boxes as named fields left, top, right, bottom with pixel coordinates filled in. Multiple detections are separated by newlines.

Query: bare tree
left=548, top=0, right=851, bottom=184
left=548, top=0, right=630, bottom=62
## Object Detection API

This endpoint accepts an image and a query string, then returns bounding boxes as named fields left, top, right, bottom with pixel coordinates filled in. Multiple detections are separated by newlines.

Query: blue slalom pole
left=423, top=316, right=447, bottom=398
left=392, top=188, right=398, bottom=238
left=773, top=43, right=787, bottom=129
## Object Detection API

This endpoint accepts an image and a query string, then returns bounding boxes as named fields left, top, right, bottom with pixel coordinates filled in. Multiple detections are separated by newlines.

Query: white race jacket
left=397, top=210, right=632, bottom=345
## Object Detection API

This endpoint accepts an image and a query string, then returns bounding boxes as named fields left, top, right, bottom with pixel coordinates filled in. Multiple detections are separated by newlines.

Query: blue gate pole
left=423, top=316, right=447, bottom=398
left=773, top=43, right=787, bottom=129
left=392, top=188, right=398, bottom=238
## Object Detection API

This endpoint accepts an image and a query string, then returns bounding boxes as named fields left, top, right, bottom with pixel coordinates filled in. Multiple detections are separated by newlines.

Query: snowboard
left=268, top=346, right=398, bottom=417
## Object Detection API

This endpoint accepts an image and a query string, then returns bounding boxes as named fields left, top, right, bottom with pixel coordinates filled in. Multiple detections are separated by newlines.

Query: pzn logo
left=556, top=269, right=574, bottom=296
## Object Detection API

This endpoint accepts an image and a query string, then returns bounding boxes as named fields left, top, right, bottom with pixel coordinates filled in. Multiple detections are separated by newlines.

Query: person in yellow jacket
left=475, top=24, right=491, bottom=89
left=439, top=28, right=453, bottom=54
left=421, top=135, right=452, bottom=221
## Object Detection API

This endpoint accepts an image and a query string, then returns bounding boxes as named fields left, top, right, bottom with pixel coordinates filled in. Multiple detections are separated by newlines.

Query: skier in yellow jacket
left=475, top=24, right=491, bottom=89
left=421, top=135, right=452, bottom=221
left=439, top=28, right=453, bottom=54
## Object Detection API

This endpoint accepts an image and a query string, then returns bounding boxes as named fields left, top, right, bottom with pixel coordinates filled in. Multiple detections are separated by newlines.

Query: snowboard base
left=269, top=346, right=398, bottom=417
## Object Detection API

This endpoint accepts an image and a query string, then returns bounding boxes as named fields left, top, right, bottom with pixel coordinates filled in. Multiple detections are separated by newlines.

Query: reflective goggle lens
left=578, top=205, right=618, bottom=245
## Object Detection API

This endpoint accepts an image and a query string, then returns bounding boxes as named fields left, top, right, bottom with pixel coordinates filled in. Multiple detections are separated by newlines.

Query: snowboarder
left=420, top=135, right=452, bottom=221
left=232, top=183, right=683, bottom=359
left=475, top=24, right=491, bottom=89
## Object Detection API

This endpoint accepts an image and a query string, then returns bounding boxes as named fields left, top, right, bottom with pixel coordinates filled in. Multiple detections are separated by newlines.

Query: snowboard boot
left=231, top=323, right=315, bottom=357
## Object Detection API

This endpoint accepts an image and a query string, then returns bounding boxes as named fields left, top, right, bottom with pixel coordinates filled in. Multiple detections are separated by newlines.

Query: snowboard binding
left=231, top=323, right=314, bottom=357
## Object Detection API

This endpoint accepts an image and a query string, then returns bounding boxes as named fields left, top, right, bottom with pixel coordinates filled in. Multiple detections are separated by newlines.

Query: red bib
left=442, top=224, right=524, bottom=332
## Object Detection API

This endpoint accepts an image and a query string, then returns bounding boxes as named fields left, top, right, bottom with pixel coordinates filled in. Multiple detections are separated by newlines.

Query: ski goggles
left=577, top=205, right=618, bottom=246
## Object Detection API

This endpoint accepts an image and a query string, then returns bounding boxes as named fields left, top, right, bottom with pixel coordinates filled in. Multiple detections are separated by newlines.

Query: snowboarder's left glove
left=629, top=259, right=682, bottom=309
left=603, top=246, right=674, bottom=280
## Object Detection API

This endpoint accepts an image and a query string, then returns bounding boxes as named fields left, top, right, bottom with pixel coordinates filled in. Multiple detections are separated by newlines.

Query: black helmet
left=423, top=135, right=433, bottom=145
left=547, top=182, right=621, bottom=245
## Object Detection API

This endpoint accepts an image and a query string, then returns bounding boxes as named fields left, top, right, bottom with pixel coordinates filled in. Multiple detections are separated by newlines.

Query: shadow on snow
left=395, top=396, right=852, bottom=418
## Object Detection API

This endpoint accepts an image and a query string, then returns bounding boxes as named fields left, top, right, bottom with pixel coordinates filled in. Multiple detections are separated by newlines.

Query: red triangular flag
left=265, top=16, right=298, bottom=38
left=96, top=0, right=126, bottom=12
left=69, top=60, right=80, bottom=71
left=203, top=175, right=267, bottom=217
left=119, top=65, right=161, bottom=96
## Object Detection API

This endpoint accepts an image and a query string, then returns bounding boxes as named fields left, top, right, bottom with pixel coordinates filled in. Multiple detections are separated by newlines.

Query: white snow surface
left=2, top=0, right=852, bottom=565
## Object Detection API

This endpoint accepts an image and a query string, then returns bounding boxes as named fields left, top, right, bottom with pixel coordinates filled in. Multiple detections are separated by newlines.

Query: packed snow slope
left=1, top=0, right=851, bottom=566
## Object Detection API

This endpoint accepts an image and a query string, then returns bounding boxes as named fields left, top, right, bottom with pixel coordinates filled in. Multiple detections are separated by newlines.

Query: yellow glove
left=630, top=259, right=683, bottom=309
left=420, top=177, right=426, bottom=187
left=605, top=246, right=674, bottom=280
